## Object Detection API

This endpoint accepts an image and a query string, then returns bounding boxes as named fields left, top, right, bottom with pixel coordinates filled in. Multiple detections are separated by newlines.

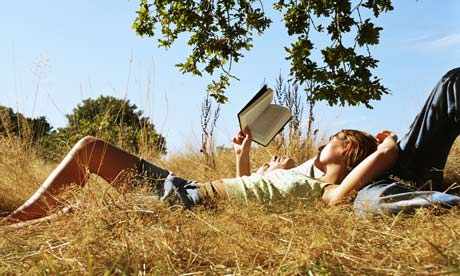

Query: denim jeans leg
left=354, top=68, right=460, bottom=216
left=354, top=178, right=460, bottom=216
left=394, top=68, right=460, bottom=190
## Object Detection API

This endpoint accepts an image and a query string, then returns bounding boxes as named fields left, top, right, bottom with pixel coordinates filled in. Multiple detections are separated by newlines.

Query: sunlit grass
left=0, top=134, right=459, bottom=275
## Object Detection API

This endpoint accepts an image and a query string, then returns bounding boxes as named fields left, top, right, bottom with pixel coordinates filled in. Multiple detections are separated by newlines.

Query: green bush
left=1, top=96, right=167, bottom=161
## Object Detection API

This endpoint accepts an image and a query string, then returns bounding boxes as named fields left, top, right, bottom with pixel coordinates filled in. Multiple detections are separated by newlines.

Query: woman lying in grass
left=2, top=126, right=391, bottom=223
left=3, top=67, right=460, bottom=224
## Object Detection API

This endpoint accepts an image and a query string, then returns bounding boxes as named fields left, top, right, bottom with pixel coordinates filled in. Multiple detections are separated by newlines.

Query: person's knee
left=444, top=67, right=460, bottom=79
left=67, top=136, right=109, bottom=166
left=73, top=136, right=100, bottom=151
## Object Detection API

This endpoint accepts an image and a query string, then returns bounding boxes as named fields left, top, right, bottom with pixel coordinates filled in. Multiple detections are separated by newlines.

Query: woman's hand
left=375, top=130, right=399, bottom=154
left=376, top=130, right=398, bottom=145
left=232, top=128, right=252, bottom=156
left=256, top=156, right=296, bottom=174
left=232, top=128, right=252, bottom=177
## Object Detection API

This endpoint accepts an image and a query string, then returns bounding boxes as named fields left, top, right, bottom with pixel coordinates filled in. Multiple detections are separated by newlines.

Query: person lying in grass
left=2, top=125, right=392, bottom=223
left=3, top=67, right=460, bottom=224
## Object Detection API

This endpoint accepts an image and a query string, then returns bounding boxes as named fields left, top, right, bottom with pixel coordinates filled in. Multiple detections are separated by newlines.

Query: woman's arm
left=232, top=128, right=252, bottom=177
left=322, top=131, right=399, bottom=205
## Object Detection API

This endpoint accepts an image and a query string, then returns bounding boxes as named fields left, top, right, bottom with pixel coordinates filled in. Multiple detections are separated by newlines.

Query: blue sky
left=1, top=1, right=459, bottom=154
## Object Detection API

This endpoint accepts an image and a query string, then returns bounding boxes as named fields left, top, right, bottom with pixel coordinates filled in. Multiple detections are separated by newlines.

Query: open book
left=238, top=85, right=292, bottom=146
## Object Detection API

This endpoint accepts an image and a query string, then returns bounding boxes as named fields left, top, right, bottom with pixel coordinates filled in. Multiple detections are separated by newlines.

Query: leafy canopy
left=133, top=0, right=393, bottom=107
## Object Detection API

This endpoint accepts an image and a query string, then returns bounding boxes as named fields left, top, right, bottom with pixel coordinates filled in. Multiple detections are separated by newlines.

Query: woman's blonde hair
left=340, top=129, right=378, bottom=172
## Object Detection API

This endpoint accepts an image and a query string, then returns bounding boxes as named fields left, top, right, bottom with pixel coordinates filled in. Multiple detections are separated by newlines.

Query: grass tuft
left=1, top=135, right=460, bottom=275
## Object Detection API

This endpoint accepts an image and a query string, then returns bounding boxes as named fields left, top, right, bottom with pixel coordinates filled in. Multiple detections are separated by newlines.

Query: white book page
left=239, top=89, right=273, bottom=130
left=248, top=104, right=291, bottom=145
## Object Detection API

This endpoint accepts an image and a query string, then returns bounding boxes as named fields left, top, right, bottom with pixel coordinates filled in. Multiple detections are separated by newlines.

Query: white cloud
left=406, top=32, right=438, bottom=43
left=414, top=33, right=460, bottom=49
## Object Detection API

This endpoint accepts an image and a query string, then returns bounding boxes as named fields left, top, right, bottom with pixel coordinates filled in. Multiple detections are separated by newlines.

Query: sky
left=1, top=1, right=459, bottom=154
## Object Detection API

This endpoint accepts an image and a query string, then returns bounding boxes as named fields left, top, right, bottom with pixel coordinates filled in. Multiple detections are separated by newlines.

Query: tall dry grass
left=1, top=134, right=460, bottom=275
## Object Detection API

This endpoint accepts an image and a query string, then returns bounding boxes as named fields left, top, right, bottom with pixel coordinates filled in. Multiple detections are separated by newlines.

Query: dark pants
left=137, top=159, right=200, bottom=208
left=354, top=68, right=460, bottom=216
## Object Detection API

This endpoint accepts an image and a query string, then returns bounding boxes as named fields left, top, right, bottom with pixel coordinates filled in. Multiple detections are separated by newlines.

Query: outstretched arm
left=322, top=131, right=399, bottom=205
left=3, top=136, right=140, bottom=223
left=232, top=128, right=252, bottom=177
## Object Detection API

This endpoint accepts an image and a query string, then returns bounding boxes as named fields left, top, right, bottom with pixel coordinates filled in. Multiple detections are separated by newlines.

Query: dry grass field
left=1, top=135, right=460, bottom=275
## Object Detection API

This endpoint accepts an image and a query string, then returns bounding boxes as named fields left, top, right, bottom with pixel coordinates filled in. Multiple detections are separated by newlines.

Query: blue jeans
left=354, top=68, right=460, bottom=216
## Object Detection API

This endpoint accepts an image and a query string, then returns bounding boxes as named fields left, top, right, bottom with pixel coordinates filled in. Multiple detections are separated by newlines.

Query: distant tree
left=0, top=99, right=166, bottom=161
left=133, top=0, right=393, bottom=108
left=62, top=96, right=166, bottom=155
left=0, top=105, right=52, bottom=143
left=36, top=129, right=71, bottom=161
